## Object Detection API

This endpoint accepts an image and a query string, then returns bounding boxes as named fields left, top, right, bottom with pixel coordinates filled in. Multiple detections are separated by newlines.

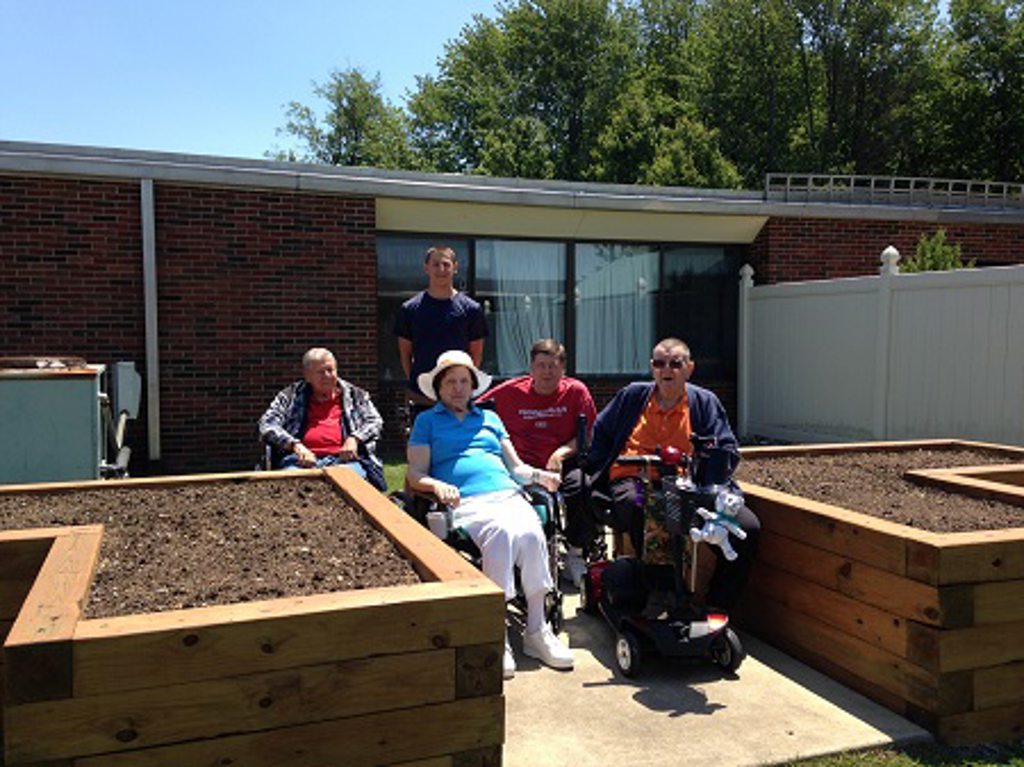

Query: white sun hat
left=417, top=349, right=492, bottom=401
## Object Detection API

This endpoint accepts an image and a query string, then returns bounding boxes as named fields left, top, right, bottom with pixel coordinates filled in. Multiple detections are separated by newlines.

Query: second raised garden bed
left=735, top=439, right=1024, bottom=746
left=0, top=468, right=505, bottom=766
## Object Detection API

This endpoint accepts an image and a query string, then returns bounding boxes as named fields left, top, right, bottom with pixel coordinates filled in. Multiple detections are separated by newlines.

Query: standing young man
left=393, top=245, right=489, bottom=418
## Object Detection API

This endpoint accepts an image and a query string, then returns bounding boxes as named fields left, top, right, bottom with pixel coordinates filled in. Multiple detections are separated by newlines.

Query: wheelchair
left=392, top=484, right=567, bottom=633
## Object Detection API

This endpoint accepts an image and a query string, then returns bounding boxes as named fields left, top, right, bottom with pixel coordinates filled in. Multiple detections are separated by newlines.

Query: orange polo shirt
left=608, top=389, right=691, bottom=481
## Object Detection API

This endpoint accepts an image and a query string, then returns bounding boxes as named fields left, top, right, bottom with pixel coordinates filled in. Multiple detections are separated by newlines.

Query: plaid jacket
left=258, top=378, right=385, bottom=490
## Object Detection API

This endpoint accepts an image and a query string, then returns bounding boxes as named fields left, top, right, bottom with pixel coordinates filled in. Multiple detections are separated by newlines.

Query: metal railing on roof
left=765, top=173, right=1024, bottom=210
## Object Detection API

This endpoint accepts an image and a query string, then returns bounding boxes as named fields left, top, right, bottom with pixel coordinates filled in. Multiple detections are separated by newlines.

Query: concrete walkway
left=504, top=591, right=931, bottom=766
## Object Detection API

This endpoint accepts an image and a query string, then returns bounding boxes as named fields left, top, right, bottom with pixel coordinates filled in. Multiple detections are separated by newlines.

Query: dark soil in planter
left=736, top=448, right=1024, bottom=533
left=0, top=480, right=421, bottom=619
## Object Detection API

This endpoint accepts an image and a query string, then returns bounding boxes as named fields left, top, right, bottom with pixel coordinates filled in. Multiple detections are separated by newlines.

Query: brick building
left=1, top=142, right=1022, bottom=474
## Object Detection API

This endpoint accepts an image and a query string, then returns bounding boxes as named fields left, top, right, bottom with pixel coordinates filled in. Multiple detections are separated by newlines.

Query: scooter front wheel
left=711, top=627, right=744, bottom=672
left=616, top=631, right=642, bottom=677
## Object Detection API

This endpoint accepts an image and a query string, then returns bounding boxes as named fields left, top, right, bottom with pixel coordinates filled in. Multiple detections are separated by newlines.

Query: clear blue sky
left=0, top=0, right=498, bottom=160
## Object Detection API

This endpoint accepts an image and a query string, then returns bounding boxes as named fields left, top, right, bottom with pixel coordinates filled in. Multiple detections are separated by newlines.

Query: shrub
left=901, top=229, right=974, bottom=273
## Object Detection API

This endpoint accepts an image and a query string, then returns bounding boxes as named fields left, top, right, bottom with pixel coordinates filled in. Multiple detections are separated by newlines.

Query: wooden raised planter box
left=736, top=439, right=1024, bottom=746
left=0, top=467, right=505, bottom=766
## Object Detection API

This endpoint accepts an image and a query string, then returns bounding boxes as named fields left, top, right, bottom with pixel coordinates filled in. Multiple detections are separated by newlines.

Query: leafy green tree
left=940, top=0, right=1024, bottom=181
left=272, top=68, right=418, bottom=169
left=901, top=228, right=975, bottom=271
left=790, top=0, right=942, bottom=174
left=410, top=0, right=638, bottom=180
left=592, top=77, right=742, bottom=187
left=691, top=0, right=808, bottom=186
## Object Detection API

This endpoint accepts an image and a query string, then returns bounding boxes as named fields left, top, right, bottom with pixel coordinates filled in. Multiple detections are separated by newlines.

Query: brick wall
left=750, top=217, right=1024, bottom=284
left=0, top=174, right=377, bottom=475
left=154, top=185, right=376, bottom=473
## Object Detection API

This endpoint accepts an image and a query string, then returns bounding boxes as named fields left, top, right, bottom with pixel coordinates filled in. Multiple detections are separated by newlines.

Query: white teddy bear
left=689, top=490, right=747, bottom=561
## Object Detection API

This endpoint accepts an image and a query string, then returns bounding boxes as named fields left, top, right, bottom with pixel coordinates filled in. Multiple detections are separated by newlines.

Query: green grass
left=787, top=741, right=1024, bottom=766
left=383, top=458, right=407, bottom=495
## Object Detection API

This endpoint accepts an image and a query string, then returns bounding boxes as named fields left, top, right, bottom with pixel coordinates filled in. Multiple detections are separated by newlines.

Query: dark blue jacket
left=586, top=382, right=739, bottom=485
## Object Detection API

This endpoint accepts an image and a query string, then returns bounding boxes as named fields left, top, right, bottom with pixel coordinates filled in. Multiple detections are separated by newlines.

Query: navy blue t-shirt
left=393, top=291, right=489, bottom=392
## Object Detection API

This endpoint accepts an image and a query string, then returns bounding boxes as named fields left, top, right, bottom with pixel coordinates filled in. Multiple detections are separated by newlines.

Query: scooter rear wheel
left=615, top=630, right=642, bottom=677
left=580, top=570, right=598, bottom=615
left=711, top=627, right=744, bottom=672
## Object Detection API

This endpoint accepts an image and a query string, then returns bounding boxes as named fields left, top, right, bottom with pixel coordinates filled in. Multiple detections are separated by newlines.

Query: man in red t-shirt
left=258, top=348, right=386, bottom=491
left=477, top=339, right=597, bottom=585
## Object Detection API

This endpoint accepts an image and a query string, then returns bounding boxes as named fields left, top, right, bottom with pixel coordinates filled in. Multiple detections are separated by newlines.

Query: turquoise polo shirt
left=409, top=403, right=519, bottom=498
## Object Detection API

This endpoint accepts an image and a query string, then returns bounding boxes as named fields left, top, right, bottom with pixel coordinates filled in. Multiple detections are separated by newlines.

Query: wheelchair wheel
left=547, top=591, right=564, bottom=635
left=710, top=627, right=744, bottom=672
left=615, top=630, right=642, bottom=678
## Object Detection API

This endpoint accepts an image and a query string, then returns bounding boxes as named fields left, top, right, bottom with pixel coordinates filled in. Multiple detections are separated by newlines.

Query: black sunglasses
left=651, top=358, right=687, bottom=369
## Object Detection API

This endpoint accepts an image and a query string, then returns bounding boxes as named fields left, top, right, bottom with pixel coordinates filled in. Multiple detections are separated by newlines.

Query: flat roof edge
left=1, top=140, right=1023, bottom=225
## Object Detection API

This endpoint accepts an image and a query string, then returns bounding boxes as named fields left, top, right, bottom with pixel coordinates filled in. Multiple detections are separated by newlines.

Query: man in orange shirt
left=579, top=337, right=759, bottom=611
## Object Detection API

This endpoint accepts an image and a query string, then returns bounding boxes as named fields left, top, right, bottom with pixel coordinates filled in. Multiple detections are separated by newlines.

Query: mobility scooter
left=579, top=435, right=747, bottom=678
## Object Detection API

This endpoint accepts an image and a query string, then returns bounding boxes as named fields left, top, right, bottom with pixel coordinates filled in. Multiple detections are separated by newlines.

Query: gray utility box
left=0, top=365, right=108, bottom=484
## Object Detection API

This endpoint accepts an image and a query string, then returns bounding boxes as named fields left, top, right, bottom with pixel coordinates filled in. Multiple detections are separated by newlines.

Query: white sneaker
left=563, top=548, right=588, bottom=588
left=503, top=638, right=516, bottom=679
left=523, top=623, right=574, bottom=670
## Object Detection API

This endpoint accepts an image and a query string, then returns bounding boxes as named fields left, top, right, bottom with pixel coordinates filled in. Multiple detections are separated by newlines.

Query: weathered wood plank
left=740, top=486, right=912, bottom=575
left=70, top=695, right=504, bottom=767
left=932, top=532, right=1024, bottom=584
left=455, top=643, right=502, bottom=700
left=5, top=649, right=457, bottom=762
left=937, top=620, right=1024, bottom=672
left=937, top=702, right=1024, bottom=745
left=0, top=581, right=35, bottom=622
left=5, top=527, right=103, bottom=704
left=741, top=439, right=960, bottom=458
left=747, top=560, right=908, bottom=657
left=452, top=746, right=503, bottom=767
left=5, top=528, right=103, bottom=647
left=1, top=538, right=53, bottom=620
left=741, top=589, right=968, bottom=715
left=325, top=467, right=482, bottom=583
left=387, top=758, right=452, bottom=767
left=974, top=580, right=1024, bottom=625
left=974, top=661, right=1024, bottom=710
left=905, top=466, right=1024, bottom=508
left=73, top=580, right=503, bottom=696
left=754, top=530, right=950, bottom=626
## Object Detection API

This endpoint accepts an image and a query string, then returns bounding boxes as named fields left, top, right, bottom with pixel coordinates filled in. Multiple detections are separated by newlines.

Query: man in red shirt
left=477, top=339, right=597, bottom=585
left=258, top=348, right=386, bottom=490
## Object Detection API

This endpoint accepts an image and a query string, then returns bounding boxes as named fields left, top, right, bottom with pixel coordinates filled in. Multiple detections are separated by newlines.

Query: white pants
left=454, top=488, right=553, bottom=601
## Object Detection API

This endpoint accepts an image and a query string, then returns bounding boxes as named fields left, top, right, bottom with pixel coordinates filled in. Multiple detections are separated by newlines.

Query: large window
left=575, top=244, right=659, bottom=375
left=476, top=240, right=566, bottom=376
left=660, top=247, right=740, bottom=379
left=377, top=235, right=741, bottom=380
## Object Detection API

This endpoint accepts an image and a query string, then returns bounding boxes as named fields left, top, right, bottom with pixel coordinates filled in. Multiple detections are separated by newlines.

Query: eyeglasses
left=651, top=358, right=688, bottom=369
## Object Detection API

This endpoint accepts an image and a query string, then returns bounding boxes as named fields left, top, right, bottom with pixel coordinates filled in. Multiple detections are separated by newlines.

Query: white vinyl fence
left=738, top=248, right=1024, bottom=446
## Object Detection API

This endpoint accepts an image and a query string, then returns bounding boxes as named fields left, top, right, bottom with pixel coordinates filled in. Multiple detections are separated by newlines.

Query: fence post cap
left=880, top=246, right=901, bottom=275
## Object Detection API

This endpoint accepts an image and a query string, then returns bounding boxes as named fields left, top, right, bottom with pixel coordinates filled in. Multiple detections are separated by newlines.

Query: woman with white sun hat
left=406, top=350, right=574, bottom=679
